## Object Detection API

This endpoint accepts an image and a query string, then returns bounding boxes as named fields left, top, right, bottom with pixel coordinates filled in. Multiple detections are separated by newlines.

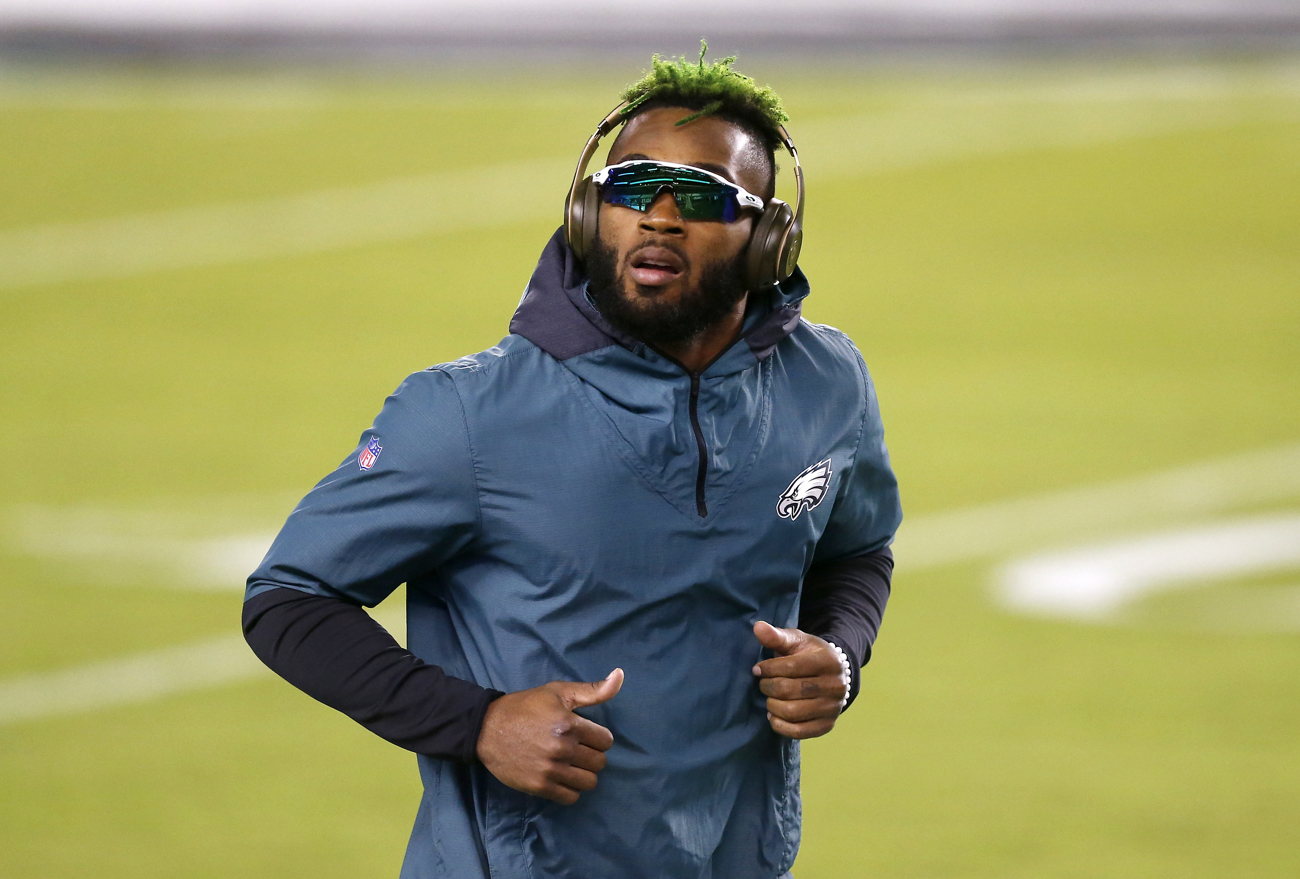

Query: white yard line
left=0, top=607, right=404, bottom=726
left=997, top=514, right=1300, bottom=620
left=893, top=444, right=1300, bottom=569
left=2, top=442, right=1298, bottom=726
left=802, top=89, right=1294, bottom=181
left=0, top=634, right=266, bottom=725
left=5, top=495, right=294, bottom=589
left=2, top=67, right=1296, bottom=291
left=0, top=157, right=573, bottom=291
left=8, top=526, right=276, bottom=590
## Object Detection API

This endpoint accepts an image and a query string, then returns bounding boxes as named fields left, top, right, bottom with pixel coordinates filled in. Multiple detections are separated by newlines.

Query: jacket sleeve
left=813, top=346, right=902, bottom=566
left=246, top=367, right=481, bottom=607
left=805, top=340, right=903, bottom=708
left=243, top=367, right=498, bottom=760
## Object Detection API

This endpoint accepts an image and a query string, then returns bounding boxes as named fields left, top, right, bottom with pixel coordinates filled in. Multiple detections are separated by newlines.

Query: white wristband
left=826, top=641, right=852, bottom=710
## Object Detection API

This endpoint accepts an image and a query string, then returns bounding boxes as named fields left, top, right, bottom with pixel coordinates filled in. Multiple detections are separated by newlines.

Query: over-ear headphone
left=564, top=101, right=806, bottom=292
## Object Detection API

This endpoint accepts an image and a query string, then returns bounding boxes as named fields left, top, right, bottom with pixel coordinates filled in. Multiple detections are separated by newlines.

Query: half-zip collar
left=509, top=227, right=810, bottom=522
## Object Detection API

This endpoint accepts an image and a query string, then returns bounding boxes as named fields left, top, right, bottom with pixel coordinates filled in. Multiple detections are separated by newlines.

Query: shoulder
left=424, top=334, right=547, bottom=386
left=389, top=335, right=546, bottom=402
left=781, top=318, right=873, bottom=391
left=797, top=319, right=869, bottom=366
left=410, top=334, right=573, bottom=435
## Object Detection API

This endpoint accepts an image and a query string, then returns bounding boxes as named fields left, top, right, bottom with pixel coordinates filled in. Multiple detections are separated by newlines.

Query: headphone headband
left=564, top=101, right=805, bottom=290
left=564, top=102, right=631, bottom=223
left=774, top=122, right=805, bottom=263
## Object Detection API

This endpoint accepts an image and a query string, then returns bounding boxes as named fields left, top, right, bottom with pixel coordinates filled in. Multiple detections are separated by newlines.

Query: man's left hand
left=751, top=621, right=847, bottom=740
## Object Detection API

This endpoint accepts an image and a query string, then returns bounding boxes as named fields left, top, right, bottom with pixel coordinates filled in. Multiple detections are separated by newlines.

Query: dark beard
left=585, top=235, right=749, bottom=351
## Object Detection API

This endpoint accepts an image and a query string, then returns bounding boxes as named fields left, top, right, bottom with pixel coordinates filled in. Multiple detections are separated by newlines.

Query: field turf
left=1, top=55, right=1298, bottom=877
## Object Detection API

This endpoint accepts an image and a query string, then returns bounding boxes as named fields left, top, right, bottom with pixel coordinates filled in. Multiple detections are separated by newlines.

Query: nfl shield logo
left=358, top=436, right=382, bottom=471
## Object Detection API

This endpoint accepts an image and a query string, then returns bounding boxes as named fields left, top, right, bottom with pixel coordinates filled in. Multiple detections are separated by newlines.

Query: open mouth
left=628, top=246, right=685, bottom=287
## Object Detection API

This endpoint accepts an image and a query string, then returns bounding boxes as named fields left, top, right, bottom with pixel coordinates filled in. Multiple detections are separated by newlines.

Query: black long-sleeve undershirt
left=241, top=589, right=502, bottom=762
left=799, top=547, right=894, bottom=708
left=241, top=547, right=892, bottom=763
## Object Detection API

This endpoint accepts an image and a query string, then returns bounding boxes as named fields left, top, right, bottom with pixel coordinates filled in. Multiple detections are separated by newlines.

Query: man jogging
left=243, top=47, right=901, bottom=879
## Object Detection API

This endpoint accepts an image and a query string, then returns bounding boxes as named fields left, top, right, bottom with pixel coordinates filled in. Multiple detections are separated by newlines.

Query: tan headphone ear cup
left=746, top=199, right=795, bottom=291
left=566, top=177, right=602, bottom=264
left=779, top=220, right=803, bottom=283
left=566, top=178, right=588, bottom=262
left=580, top=178, right=601, bottom=263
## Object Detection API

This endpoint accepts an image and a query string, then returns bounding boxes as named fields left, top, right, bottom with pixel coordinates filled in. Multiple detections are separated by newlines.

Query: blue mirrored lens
left=598, top=164, right=739, bottom=221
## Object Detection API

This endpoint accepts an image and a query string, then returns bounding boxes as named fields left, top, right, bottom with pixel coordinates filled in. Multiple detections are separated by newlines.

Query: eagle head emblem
left=776, top=459, right=833, bottom=521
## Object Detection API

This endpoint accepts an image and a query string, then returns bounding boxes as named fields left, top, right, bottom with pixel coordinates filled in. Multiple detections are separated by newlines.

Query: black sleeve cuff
left=800, top=548, right=894, bottom=711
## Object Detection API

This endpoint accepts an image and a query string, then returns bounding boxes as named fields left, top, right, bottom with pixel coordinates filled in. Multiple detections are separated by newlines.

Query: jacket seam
left=805, top=325, right=872, bottom=567
left=814, top=324, right=871, bottom=479
left=432, top=336, right=537, bottom=377
left=847, top=342, right=871, bottom=478
left=433, top=367, right=486, bottom=540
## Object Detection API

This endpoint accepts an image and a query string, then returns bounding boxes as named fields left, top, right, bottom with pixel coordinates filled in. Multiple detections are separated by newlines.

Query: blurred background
left=1, top=1, right=1297, bottom=876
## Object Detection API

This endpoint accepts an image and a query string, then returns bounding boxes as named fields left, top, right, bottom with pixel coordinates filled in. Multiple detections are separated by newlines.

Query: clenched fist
left=752, top=621, right=847, bottom=740
left=476, top=668, right=624, bottom=804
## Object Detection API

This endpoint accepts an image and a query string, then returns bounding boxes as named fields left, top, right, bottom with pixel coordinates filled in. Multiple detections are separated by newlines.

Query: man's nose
left=639, top=189, right=685, bottom=235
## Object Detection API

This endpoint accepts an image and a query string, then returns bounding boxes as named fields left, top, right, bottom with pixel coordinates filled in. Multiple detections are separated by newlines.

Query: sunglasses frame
left=590, top=159, right=766, bottom=221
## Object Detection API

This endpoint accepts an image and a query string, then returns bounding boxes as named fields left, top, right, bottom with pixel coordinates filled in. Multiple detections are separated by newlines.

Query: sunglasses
left=590, top=160, right=766, bottom=222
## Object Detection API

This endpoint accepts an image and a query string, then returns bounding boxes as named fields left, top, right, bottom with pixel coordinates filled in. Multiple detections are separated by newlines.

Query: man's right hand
left=476, top=668, right=624, bottom=804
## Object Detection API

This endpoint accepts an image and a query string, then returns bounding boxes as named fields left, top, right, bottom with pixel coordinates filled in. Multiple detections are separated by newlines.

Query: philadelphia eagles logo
left=776, top=459, right=833, bottom=520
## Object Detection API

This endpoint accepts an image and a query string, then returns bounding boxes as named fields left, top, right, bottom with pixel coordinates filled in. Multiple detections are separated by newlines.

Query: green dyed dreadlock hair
left=619, top=41, right=789, bottom=156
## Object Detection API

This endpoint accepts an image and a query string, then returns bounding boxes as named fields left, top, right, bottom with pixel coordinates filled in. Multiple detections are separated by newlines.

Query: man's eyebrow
left=617, top=153, right=737, bottom=183
left=692, top=162, right=735, bottom=181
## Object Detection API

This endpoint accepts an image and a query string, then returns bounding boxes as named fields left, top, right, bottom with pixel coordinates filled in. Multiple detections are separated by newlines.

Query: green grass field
left=1, top=55, right=1298, bottom=877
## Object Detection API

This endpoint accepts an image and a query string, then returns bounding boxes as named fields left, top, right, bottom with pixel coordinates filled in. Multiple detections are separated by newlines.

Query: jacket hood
left=509, top=227, right=808, bottom=369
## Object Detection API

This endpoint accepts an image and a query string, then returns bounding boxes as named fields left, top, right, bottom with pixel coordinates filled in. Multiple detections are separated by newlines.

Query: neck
left=656, top=293, right=749, bottom=374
